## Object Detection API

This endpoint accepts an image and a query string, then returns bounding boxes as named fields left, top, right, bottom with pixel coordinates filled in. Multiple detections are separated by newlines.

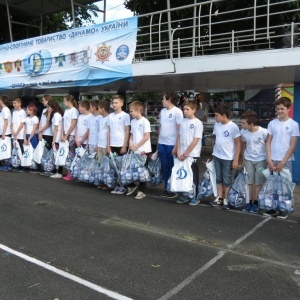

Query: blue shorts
left=214, top=156, right=233, bottom=187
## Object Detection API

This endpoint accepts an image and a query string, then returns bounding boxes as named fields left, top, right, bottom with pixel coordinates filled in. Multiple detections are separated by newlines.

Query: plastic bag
left=10, top=141, right=22, bottom=168
left=148, top=155, right=163, bottom=186
left=228, top=168, right=249, bottom=208
left=170, top=157, right=193, bottom=192
left=32, top=139, right=46, bottom=164
left=55, top=141, right=69, bottom=166
left=21, top=144, right=34, bottom=167
left=206, top=160, right=217, bottom=197
left=197, top=170, right=214, bottom=200
left=0, top=137, right=11, bottom=160
left=42, top=149, right=56, bottom=172
left=70, top=147, right=86, bottom=172
left=99, top=155, right=117, bottom=188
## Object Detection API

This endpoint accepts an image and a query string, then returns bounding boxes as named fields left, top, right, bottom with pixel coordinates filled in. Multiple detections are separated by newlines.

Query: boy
left=97, top=100, right=110, bottom=163
left=107, top=94, right=130, bottom=194
left=240, top=111, right=268, bottom=213
left=265, top=97, right=299, bottom=219
left=11, top=98, right=27, bottom=154
left=210, top=104, right=241, bottom=209
left=87, top=100, right=101, bottom=155
left=157, top=92, right=183, bottom=198
left=127, top=101, right=152, bottom=199
left=0, top=95, right=12, bottom=171
left=175, top=100, right=203, bottom=206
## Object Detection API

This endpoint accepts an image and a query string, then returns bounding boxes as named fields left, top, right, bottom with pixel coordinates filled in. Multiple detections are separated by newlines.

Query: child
left=127, top=101, right=152, bottom=199
left=61, top=95, right=79, bottom=180
left=47, top=100, right=64, bottom=179
left=240, top=111, right=268, bottom=213
left=175, top=100, right=203, bottom=206
left=107, top=94, right=130, bottom=194
left=0, top=95, right=12, bottom=171
left=11, top=97, right=26, bottom=154
left=157, top=92, right=183, bottom=198
left=24, top=104, right=39, bottom=149
left=265, top=97, right=299, bottom=219
left=210, top=104, right=241, bottom=209
left=86, top=100, right=101, bottom=155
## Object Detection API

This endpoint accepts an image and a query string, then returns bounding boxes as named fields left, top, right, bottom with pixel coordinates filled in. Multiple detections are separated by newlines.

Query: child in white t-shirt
left=87, top=100, right=101, bottom=155
left=75, top=100, right=91, bottom=149
left=210, top=104, right=241, bottom=210
left=127, top=101, right=152, bottom=199
left=97, top=100, right=110, bottom=163
left=175, top=100, right=203, bottom=206
left=24, top=104, right=39, bottom=149
left=240, top=111, right=268, bottom=213
left=265, top=97, right=299, bottom=219
left=158, top=93, right=183, bottom=199
left=107, top=94, right=130, bottom=194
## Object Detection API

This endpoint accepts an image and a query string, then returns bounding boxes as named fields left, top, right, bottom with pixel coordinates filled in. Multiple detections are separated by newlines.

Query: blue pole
left=292, top=82, right=300, bottom=184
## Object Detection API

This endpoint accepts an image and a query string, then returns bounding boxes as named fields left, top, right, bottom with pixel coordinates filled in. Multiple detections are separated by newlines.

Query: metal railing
left=134, top=0, right=300, bottom=63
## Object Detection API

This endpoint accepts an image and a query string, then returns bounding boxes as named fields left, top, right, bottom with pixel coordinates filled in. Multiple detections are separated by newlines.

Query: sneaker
left=50, top=173, right=63, bottom=179
left=250, top=204, right=258, bottom=213
left=277, top=211, right=288, bottom=219
left=63, top=173, right=73, bottom=181
left=0, top=165, right=10, bottom=172
left=126, top=185, right=138, bottom=196
left=111, top=186, right=120, bottom=194
left=263, top=210, right=277, bottom=217
left=242, top=203, right=252, bottom=212
left=135, top=191, right=146, bottom=199
left=115, top=186, right=127, bottom=195
left=160, top=190, right=169, bottom=198
left=222, top=204, right=230, bottom=210
left=40, top=171, right=54, bottom=176
left=176, top=196, right=190, bottom=204
left=165, top=191, right=178, bottom=199
left=210, top=197, right=223, bottom=207
left=189, top=198, right=200, bottom=206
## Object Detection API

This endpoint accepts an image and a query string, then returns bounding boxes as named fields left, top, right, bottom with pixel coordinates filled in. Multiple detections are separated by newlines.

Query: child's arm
left=232, top=136, right=241, bottom=169
left=241, top=141, right=246, bottom=166
left=106, top=125, right=111, bottom=153
left=266, top=134, right=275, bottom=171
left=52, top=125, right=58, bottom=147
left=180, top=137, right=200, bottom=161
left=13, top=122, right=25, bottom=140
left=130, top=132, right=150, bottom=152
left=38, top=118, right=51, bottom=140
left=82, top=129, right=90, bottom=150
left=27, top=123, right=39, bottom=145
left=62, top=119, right=77, bottom=141
left=121, top=125, right=130, bottom=154
left=2, top=119, right=8, bottom=139
left=276, top=136, right=298, bottom=172
left=172, top=124, right=181, bottom=155
left=23, top=123, right=28, bottom=145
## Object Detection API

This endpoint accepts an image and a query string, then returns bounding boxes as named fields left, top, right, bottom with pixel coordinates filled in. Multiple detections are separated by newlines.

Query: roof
left=1, top=0, right=99, bottom=18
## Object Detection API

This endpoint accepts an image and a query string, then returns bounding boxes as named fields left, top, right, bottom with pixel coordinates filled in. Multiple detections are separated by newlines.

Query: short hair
left=42, top=94, right=52, bottom=102
left=98, top=100, right=110, bottom=112
left=129, top=101, right=144, bottom=113
left=27, top=104, right=37, bottom=116
left=0, top=95, right=9, bottom=105
left=241, top=110, right=258, bottom=126
left=183, top=99, right=198, bottom=110
left=13, top=97, right=22, bottom=104
left=79, top=100, right=90, bottom=110
left=275, top=97, right=291, bottom=109
left=214, top=104, right=230, bottom=118
left=90, top=100, right=99, bottom=110
left=164, top=92, right=177, bottom=105
left=112, top=94, right=124, bottom=103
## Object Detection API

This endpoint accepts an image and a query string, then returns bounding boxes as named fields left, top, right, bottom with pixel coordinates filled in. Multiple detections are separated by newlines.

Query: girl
left=47, top=100, right=64, bottom=179
left=61, top=95, right=79, bottom=180
left=38, top=95, right=53, bottom=174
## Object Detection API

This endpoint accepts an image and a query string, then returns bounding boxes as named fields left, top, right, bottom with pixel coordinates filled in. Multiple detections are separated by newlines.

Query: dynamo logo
left=176, top=166, right=187, bottom=180
left=169, top=114, right=172, bottom=118
left=24, top=150, right=29, bottom=158
left=1, top=144, right=7, bottom=152
left=59, top=148, right=65, bottom=156
left=223, top=130, right=229, bottom=137
left=190, top=124, right=194, bottom=129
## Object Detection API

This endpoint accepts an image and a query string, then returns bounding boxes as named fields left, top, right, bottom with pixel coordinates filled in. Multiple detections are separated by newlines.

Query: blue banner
left=0, top=17, right=137, bottom=90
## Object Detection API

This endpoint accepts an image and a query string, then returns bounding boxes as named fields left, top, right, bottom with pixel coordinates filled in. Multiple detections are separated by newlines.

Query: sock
left=223, top=198, right=228, bottom=205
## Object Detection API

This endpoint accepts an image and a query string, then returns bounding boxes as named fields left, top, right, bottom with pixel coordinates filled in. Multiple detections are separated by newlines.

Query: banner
left=0, top=17, right=137, bottom=90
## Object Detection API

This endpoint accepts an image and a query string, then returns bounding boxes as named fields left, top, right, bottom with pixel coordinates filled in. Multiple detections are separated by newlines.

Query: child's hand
left=120, top=146, right=127, bottom=154
left=232, top=159, right=239, bottom=169
left=275, top=162, right=284, bottom=172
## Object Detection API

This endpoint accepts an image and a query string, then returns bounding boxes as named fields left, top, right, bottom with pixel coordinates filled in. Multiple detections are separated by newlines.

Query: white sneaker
left=135, top=191, right=146, bottom=199
left=50, top=173, right=63, bottom=179
left=111, top=186, right=120, bottom=194
left=115, top=186, right=126, bottom=194
left=126, top=185, right=138, bottom=195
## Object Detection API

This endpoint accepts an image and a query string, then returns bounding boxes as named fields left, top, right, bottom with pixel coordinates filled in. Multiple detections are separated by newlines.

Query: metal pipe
left=254, top=0, right=257, bottom=41
left=5, top=0, right=13, bottom=42
left=209, top=1, right=213, bottom=46
left=232, top=30, right=235, bottom=53
left=167, top=0, right=172, bottom=58
left=158, top=13, right=162, bottom=52
left=291, top=22, right=294, bottom=48
left=103, top=0, right=106, bottom=23
left=198, top=4, right=202, bottom=47
left=192, top=0, right=197, bottom=56
left=150, top=14, right=153, bottom=53
left=70, top=0, right=76, bottom=28
left=267, top=0, right=270, bottom=40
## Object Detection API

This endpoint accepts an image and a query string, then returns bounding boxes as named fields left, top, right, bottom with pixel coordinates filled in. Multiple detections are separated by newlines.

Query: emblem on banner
left=24, top=50, right=52, bottom=76
left=14, top=60, right=22, bottom=71
left=95, top=43, right=111, bottom=63
left=116, top=45, right=129, bottom=61
left=69, top=52, right=78, bottom=65
left=4, top=62, right=13, bottom=73
left=81, top=47, right=91, bottom=64
left=55, top=53, right=66, bottom=67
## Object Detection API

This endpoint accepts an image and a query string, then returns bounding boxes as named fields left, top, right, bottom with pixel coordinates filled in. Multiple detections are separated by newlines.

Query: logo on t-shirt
left=286, top=127, right=289, bottom=130
left=190, top=124, right=194, bottom=129
left=223, top=130, right=229, bottom=137
left=169, top=114, right=172, bottom=118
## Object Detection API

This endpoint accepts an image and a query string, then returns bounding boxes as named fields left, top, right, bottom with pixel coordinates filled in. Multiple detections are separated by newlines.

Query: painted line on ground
left=157, top=217, right=271, bottom=300
left=0, top=244, right=132, bottom=300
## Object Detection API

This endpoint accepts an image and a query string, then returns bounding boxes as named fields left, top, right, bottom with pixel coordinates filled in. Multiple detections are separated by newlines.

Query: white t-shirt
left=107, top=111, right=130, bottom=147
left=52, top=112, right=63, bottom=143
left=77, top=113, right=92, bottom=144
left=63, top=107, right=79, bottom=135
left=241, top=127, right=268, bottom=161
left=88, top=115, right=101, bottom=145
left=40, top=108, right=53, bottom=136
left=12, top=109, right=27, bottom=139
left=179, top=118, right=203, bottom=158
left=158, top=106, right=183, bottom=145
left=25, top=116, right=39, bottom=134
left=212, top=121, right=241, bottom=160
left=97, top=115, right=109, bottom=148
left=0, top=106, right=12, bottom=135
left=268, top=118, right=300, bottom=161
left=130, top=117, right=152, bottom=154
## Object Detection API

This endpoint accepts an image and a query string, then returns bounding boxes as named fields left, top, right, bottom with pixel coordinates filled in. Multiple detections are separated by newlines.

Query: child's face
left=26, top=107, right=33, bottom=116
left=90, top=105, right=97, bottom=114
left=63, top=99, right=71, bottom=108
left=183, top=105, right=196, bottom=118
left=78, top=105, right=85, bottom=114
left=12, top=101, right=21, bottom=110
left=276, top=104, right=289, bottom=120
left=42, top=97, right=48, bottom=107
left=215, top=112, right=225, bottom=123
left=240, top=119, right=251, bottom=130
left=129, top=108, right=140, bottom=119
left=162, top=95, right=170, bottom=108
left=112, top=99, right=123, bottom=111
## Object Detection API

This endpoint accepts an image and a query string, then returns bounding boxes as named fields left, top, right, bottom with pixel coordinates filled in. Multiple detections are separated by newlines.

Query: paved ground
left=0, top=153, right=299, bottom=300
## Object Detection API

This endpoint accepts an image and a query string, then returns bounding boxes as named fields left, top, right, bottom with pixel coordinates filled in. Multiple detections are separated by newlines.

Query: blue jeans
left=214, top=156, right=233, bottom=187
left=158, top=143, right=175, bottom=190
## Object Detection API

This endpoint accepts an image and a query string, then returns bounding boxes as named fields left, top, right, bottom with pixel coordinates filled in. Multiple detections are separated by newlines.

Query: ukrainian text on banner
left=0, top=17, right=137, bottom=90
